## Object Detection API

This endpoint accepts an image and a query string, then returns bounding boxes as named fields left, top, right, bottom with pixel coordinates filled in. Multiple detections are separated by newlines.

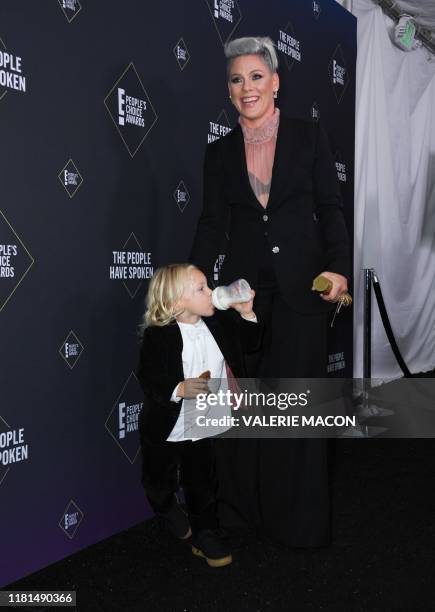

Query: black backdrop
left=0, top=0, right=356, bottom=586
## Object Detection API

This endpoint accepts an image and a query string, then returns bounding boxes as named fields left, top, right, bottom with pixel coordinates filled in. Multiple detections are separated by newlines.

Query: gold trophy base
left=312, top=275, right=352, bottom=306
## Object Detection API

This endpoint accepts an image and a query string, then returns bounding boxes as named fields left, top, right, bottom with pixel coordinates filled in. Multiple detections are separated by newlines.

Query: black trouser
left=217, top=248, right=331, bottom=546
left=246, top=240, right=328, bottom=379
left=140, top=436, right=218, bottom=531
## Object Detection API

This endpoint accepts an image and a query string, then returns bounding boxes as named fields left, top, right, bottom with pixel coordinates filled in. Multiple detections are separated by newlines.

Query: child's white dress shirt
left=166, top=316, right=256, bottom=442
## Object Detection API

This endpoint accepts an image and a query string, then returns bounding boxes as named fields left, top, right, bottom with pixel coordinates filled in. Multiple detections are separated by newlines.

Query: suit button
left=263, top=214, right=268, bottom=222
left=264, top=231, right=268, bottom=236
left=272, top=246, right=280, bottom=254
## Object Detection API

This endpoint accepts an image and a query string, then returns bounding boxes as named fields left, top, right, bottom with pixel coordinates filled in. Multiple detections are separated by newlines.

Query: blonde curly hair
left=139, top=263, right=198, bottom=331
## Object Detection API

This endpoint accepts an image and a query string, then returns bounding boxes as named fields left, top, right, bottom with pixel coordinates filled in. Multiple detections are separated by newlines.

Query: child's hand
left=177, top=377, right=209, bottom=399
left=230, top=289, right=256, bottom=318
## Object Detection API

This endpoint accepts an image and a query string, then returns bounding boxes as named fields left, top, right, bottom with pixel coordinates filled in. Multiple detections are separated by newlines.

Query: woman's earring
left=273, top=90, right=278, bottom=99
left=229, top=94, right=232, bottom=100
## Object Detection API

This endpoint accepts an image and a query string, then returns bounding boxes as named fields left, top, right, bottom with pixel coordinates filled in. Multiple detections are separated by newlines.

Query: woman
left=190, top=37, right=350, bottom=547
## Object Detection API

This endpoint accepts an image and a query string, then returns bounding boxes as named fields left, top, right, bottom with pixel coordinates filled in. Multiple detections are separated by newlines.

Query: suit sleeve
left=313, top=123, right=351, bottom=279
left=136, top=328, right=181, bottom=409
left=189, top=141, right=231, bottom=280
left=237, top=315, right=263, bottom=354
left=220, top=309, right=263, bottom=355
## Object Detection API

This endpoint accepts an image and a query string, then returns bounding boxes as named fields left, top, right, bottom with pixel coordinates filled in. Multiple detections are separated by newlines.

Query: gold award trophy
left=312, top=275, right=352, bottom=305
left=312, top=275, right=352, bottom=326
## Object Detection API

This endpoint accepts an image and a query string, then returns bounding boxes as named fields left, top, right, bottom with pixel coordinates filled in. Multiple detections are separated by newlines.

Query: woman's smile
left=241, top=96, right=260, bottom=107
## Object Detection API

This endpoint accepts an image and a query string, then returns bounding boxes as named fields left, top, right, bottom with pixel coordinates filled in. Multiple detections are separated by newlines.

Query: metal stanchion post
left=358, top=269, right=374, bottom=426
left=343, top=269, right=373, bottom=437
left=363, top=268, right=373, bottom=381
left=360, top=268, right=394, bottom=422
left=343, top=268, right=388, bottom=437
left=347, top=268, right=374, bottom=433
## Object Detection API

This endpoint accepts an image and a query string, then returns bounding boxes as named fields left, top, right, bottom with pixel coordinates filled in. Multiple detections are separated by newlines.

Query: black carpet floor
left=9, top=437, right=435, bottom=612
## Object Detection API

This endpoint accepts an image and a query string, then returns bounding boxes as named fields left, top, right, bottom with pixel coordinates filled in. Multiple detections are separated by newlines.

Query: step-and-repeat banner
left=0, top=0, right=356, bottom=586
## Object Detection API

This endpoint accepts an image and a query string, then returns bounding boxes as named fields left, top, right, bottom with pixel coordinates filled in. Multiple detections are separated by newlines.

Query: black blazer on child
left=137, top=311, right=261, bottom=443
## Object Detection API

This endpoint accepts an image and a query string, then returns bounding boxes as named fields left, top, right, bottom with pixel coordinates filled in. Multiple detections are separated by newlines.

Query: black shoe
left=191, top=529, right=232, bottom=567
left=159, top=495, right=192, bottom=540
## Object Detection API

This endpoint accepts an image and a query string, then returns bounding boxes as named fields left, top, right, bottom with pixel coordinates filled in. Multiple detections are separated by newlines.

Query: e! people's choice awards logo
left=205, top=0, right=242, bottom=46
left=213, top=254, right=225, bottom=282
left=174, top=181, right=190, bottom=213
left=329, top=44, right=349, bottom=104
left=0, top=37, right=27, bottom=102
left=311, top=101, right=320, bottom=122
left=58, top=0, right=82, bottom=22
left=104, top=63, right=158, bottom=158
left=173, top=38, right=190, bottom=71
left=105, top=372, right=144, bottom=463
left=58, top=500, right=84, bottom=539
left=58, top=159, right=83, bottom=198
left=59, top=330, right=85, bottom=369
left=277, top=23, right=302, bottom=71
left=312, top=1, right=322, bottom=19
left=0, top=210, right=34, bottom=313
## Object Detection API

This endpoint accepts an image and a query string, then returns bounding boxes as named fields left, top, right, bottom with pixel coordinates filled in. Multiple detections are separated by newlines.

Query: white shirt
left=166, top=315, right=256, bottom=442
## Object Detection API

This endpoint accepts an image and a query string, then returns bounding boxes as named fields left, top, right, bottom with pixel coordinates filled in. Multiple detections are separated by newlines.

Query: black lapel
left=161, top=323, right=184, bottom=381
left=225, top=125, right=265, bottom=211
left=267, top=116, right=289, bottom=210
left=267, top=116, right=308, bottom=210
left=163, top=318, right=236, bottom=378
left=203, top=315, right=235, bottom=369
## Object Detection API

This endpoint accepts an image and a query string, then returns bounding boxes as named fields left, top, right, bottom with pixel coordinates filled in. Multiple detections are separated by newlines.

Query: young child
left=137, top=263, right=259, bottom=567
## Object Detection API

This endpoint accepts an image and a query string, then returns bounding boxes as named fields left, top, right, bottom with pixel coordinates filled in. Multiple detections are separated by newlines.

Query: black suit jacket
left=190, top=116, right=351, bottom=314
left=136, top=311, right=261, bottom=443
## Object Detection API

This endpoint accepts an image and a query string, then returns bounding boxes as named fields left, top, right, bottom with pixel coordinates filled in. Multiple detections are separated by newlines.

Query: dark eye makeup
left=230, top=72, right=263, bottom=84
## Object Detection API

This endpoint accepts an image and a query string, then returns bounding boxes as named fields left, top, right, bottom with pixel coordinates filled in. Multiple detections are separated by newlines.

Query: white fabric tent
left=344, top=0, right=435, bottom=378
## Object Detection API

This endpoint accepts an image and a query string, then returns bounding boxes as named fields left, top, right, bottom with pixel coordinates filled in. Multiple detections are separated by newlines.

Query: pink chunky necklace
left=239, top=107, right=280, bottom=145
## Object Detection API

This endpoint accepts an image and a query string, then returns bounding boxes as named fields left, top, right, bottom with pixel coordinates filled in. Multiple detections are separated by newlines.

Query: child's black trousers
left=140, top=436, right=218, bottom=531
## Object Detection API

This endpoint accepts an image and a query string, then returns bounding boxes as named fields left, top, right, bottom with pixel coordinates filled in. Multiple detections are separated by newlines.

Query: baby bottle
left=211, top=279, right=252, bottom=310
